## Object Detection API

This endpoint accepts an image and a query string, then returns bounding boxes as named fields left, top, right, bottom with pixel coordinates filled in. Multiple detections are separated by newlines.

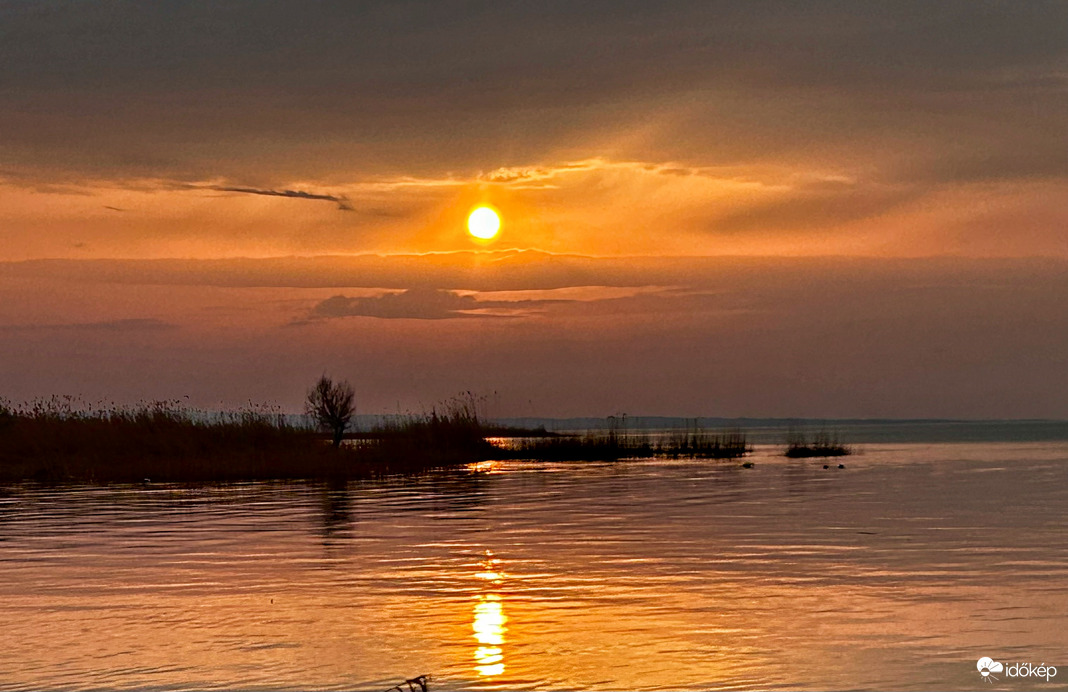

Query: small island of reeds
left=505, top=428, right=751, bottom=462
left=783, top=430, right=853, bottom=458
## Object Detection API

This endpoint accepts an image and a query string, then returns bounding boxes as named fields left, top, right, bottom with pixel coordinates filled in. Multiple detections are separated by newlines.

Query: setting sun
left=2, top=5, right=1066, bottom=691
left=467, top=206, right=501, bottom=240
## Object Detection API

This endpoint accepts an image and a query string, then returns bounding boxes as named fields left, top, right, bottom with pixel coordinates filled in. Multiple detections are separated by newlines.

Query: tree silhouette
left=306, top=375, right=355, bottom=447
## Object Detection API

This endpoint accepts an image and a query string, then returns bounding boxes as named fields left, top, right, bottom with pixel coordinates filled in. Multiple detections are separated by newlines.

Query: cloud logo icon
left=978, top=657, right=1004, bottom=682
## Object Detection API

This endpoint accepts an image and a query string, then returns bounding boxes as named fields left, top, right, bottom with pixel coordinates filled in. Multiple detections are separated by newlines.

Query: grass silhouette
left=0, top=395, right=754, bottom=482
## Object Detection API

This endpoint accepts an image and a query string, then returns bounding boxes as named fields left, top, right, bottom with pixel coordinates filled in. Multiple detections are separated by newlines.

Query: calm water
left=1, top=443, right=1067, bottom=691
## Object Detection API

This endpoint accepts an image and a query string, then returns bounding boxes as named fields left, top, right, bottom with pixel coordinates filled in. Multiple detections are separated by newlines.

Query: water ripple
left=0, top=444, right=1066, bottom=689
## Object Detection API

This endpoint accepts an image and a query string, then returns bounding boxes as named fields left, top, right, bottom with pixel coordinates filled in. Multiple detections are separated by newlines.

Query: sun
left=467, top=206, right=501, bottom=240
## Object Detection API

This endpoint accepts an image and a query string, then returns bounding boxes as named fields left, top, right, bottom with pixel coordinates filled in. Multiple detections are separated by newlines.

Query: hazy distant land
left=366, top=416, right=1068, bottom=443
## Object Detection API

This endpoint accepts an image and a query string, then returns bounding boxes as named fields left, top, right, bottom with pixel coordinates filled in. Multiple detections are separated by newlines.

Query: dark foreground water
left=1, top=443, right=1066, bottom=691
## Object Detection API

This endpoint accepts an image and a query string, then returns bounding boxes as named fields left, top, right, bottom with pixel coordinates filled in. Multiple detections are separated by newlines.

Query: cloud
left=1, top=255, right=1065, bottom=418
left=0, top=1, right=1064, bottom=195
left=5, top=253, right=1067, bottom=296
left=200, top=185, right=352, bottom=210
left=307, top=287, right=569, bottom=320
left=475, top=158, right=774, bottom=189
left=478, top=160, right=603, bottom=187
left=311, top=289, right=485, bottom=320
left=0, top=251, right=685, bottom=292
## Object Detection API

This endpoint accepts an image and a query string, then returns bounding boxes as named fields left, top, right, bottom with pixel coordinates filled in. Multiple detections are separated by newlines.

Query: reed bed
left=505, top=431, right=655, bottom=461
left=504, top=428, right=752, bottom=461
left=365, top=396, right=500, bottom=465
left=656, top=429, right=752, bottom=459
left=0, top=396, right=496, bottom=482
left=0, top=395, right=756, bottom=482
left=783, top=430, right=852, bottom=458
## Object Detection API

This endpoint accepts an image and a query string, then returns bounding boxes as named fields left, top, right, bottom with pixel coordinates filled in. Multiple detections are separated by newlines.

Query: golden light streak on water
left=473, top=554, right=507, bottom=677
left=472, top=595, right=507, bottom=676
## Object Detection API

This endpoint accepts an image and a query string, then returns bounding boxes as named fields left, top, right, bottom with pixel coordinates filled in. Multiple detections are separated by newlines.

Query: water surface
left=1, top=443, right=1066, bottom=690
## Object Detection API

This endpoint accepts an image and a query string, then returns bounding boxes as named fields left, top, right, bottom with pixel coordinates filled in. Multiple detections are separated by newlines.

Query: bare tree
left=306, top=375, right=356, bottom=447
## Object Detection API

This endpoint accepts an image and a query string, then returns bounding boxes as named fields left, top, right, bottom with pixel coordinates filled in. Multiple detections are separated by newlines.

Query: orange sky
left=2, top=158, right=1066, bottom=260
left=1, top=2, right=1066, bottom=417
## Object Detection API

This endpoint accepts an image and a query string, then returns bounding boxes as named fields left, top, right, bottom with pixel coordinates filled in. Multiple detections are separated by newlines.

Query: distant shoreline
left=476, top=417, right=1068, bottom=444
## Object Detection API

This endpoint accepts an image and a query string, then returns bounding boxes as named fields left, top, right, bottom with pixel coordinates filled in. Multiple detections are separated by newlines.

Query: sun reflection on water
left=467, top=459, right=505, bottom=473
left=472, top=554, right=507, bottom=677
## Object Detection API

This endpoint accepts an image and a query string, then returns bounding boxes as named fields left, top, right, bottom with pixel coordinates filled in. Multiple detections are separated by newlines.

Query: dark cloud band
left=204, top=185, right=352, bottom=210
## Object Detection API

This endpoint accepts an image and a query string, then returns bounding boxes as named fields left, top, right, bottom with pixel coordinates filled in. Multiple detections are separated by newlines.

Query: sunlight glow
left=473, top=595, right=507, bottom=676
left=472, top=553, right=507, bottom=677
left=467, top=207, right=501, bottom=240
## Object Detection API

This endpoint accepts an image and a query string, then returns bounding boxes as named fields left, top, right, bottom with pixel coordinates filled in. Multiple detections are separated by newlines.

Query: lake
left=1, top=442, right=1066, bottom=690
